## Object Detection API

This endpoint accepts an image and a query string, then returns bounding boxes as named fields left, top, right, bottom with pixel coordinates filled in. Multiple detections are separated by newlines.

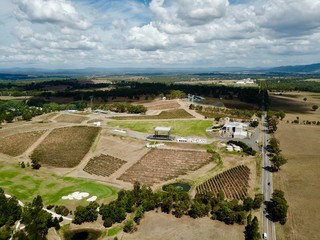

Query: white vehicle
left=263, top=232, right=267, bottom=239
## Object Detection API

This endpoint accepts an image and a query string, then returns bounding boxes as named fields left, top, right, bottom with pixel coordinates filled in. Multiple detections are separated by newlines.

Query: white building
left=222, top=121, right=249, bottom=139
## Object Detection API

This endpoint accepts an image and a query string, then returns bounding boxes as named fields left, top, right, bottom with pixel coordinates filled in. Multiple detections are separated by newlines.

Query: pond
left=64, top=229, right=102, bottom=240
left=162, top=182, right=191, bottom=192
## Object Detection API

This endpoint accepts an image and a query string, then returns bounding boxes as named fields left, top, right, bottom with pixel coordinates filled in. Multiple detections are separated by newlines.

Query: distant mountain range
left=0, top=63, right=320, bottom=77
left=268, top=63, right=320, bottom=73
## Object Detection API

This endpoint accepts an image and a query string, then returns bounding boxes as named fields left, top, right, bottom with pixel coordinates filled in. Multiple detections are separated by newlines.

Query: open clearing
left=111, top=109, right=194, bottom=120
left=118, top=149, right=212, bottom=186
left=0, top=161, right=117, bottom=208
left=107, top=120, right=212, bottom=137
left=137, top=99, right=181, bottom=110
left=274, top=123, right=320, bottom=240
left=31, top=126, right=100, bottom=168
left=54, top=114, right=89, bottom=123
left=0, top=130, right=46, bottom=156
left=269, top=91, right=320, bottom=115
left=123, top=211, right=244, bottom=240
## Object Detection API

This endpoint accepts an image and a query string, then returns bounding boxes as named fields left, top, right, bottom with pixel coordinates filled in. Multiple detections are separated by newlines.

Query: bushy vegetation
left=267, top=190, right=288, bottom=224
left=93, top=102, right=147, bottom=114
left=0, top=189, right=59, bottom=240
left=72, top=182, right=264, bottom=234
left=266, top=79, right=320, bottom=92
left=227, top=141, right=257, bottom=156
left=190, top=104, right=256, bottom=119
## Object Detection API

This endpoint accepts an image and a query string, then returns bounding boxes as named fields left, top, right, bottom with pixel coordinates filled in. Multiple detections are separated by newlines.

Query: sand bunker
left=61, top=192, right=98, bottom=202
left=61, top=192, right=89, bottom=200
left=87, top=196, right=97, bottom=202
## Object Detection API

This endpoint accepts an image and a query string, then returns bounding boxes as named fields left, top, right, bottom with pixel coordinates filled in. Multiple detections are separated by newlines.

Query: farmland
left=118, top=149, right=212, bottom=186
left=55, top=114, right=89, bottom=123
left=83, top=154, right=127, bottom=177
left=268, top=91, right=320, bottom=240
left=0, top=130, right=46, bottom=156
left=196, top=165, right=250, bottom=200
left=107, top=119, right=212, bottom=137
left=274, top=123, right=320, bottom=240
left=31, top=126, right=100, bottom=168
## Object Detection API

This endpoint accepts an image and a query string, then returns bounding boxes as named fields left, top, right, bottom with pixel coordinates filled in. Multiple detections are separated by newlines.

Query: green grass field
left=0, top=162, right=118, bottom=207
left=108, top=119, right=212, bottom=137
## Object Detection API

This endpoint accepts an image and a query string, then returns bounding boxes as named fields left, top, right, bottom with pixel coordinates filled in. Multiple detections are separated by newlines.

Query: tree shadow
left=262, top=166, right=276, bottom=172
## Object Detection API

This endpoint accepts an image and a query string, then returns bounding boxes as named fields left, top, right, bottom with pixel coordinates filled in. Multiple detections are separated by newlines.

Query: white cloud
left=128, top=22, right=169, bottom=51
left=14, top=0, right=91, bottom=30
left=0, top=0, right=319, bottom=68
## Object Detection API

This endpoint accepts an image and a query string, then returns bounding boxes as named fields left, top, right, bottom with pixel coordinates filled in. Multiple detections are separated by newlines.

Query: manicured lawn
left=0, top=163, right=118, bottom=207
left=108, top=119, right=212, bottom=137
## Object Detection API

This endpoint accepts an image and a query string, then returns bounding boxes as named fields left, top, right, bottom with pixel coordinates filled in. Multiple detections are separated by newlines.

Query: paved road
left=261, top=112, right=276, bottom=240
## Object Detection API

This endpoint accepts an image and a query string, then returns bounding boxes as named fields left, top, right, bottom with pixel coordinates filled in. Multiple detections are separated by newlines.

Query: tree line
left=73, top=182, right=264, bottom=236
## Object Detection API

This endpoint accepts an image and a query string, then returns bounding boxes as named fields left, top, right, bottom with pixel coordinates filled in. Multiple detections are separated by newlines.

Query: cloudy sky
left=0, top=0, right=320, bottom=69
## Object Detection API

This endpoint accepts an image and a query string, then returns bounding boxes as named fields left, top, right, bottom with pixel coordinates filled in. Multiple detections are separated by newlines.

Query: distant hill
left=268, top=63, right=320, bottom=73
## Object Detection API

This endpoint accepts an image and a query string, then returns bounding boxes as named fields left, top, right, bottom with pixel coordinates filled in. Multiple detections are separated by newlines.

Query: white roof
left=224, top=122, right=248, bottom=128
left=155, top=126, right=171, bottom=132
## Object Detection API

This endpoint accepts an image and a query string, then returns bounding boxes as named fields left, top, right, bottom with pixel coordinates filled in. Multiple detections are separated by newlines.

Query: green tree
left=243, top=197, right=254, bottom=211
left=31, top=159, right=41, bottom=170
left=312, top=105, right=318, bottom=111
left=244, top=214, right=260, bottom=240
left=270, top=154, right=287, bottom=171
left=269, top=190, right=288, bottom=224
left=123, top=220, right=135, bottom=233
left=21, top=196, right=53, bottom=240
left=22, top=111, right=32, bottom=121
left=4, top=112, right=14, bottom=123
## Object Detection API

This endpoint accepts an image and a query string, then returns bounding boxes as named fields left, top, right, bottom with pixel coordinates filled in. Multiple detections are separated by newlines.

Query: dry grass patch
left=83, top=154, right=126, bottom=177
left=55, top=114, right=88, bottom=123
left=118, top=149, right=212, bottom=186
left=124, top=211, right=244, bottom=240
left=0, top=130, right=46, bottom=156
left=140, top=100, right=180, bottom=110
left=31, top=126, right=100, bottom=168
left=112, top=109, right=194, bottom=120
left=274, top=123, right=320, bottom=240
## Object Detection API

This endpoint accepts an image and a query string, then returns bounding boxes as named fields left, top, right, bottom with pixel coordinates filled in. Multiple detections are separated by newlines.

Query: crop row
left=118, top=149, right=211, bottom=186
left=83, top=154, right=127, bottom=177
left=196, top=165, right=250, bottom=200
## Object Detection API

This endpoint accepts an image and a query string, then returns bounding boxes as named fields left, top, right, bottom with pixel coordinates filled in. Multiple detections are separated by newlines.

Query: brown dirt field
left=203, top=97, right=258, bottom=110
left=118, top=149, right=212, bottom=186
left=0, top=130, right=46, bottom=157
left=55, top=114, right=88, bottom=123
left=274, top=123, right=320, bottom=240
left=31, top=126, right=100, bottom=168
left=269, top=91, right=320, bottom=114
left=123, top=211, right=244, bottom=240
left=141, top=99, right=181, bottom=110
left=34, top=112, right=59, bottom=122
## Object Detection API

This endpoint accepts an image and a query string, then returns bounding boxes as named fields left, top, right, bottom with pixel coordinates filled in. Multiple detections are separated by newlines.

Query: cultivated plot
left=31, top=126, right=100, bottom=168
left=196, top=165, right=250, bottom=200
left=0, top=130, right=46, bottom=157
left=83, top=154, right=127, bottom=177
left=118, top=149, right=212, bottom=186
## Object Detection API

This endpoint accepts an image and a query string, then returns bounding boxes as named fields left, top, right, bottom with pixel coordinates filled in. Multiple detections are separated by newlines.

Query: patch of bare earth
left=141, top=99, right=181, bottom=110
left=118, top=149, right=212, bottom=186
left=83, top=154, right=127, bottom=177
left=31, top=126, right=100, bottom=168
left=0, top=130, right=46, bottom=157
left=274, top=123, right=320, bottom=240
left=123, top=211, right=244, bottom=240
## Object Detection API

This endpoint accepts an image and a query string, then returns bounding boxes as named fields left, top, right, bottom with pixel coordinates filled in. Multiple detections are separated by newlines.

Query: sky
left=0, top=0, right=320, bottom=69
